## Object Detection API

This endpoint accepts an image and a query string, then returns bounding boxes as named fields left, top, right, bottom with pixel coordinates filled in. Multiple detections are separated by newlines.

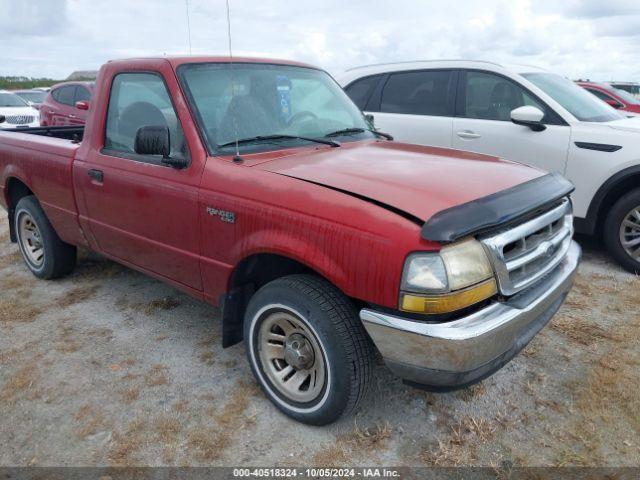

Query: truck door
left=74, top=70, right=204, bottom=291
left=451, top=70, right=571, bottom=175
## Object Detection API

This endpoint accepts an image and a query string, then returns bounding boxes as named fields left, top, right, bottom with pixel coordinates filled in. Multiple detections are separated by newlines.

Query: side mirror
left=510, top=106, right=546, bottom=132
left=364, top=113, right=375, bottom=127
left=134, top=125, right=187, bottom=169
left=75, top=100, right=90, bottom=110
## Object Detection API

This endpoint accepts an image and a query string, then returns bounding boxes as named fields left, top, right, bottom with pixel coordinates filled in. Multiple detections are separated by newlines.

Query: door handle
left=88, top=169, right=104, bottom=182
left=457, top=130, right=481, bottom=139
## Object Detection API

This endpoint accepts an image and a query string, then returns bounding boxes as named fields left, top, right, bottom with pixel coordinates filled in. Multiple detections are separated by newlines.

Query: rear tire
left=603, top=188, right=640, bottom=274
left=14, top=196, right=77, bottom=279
left=244, top=274, right=373, bottom=425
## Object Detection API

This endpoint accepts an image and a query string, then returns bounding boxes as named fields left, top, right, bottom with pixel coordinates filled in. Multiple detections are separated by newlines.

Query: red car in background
left=576, top=80, right=640, bottom=115
left=40, top=82, right=94, bottom=126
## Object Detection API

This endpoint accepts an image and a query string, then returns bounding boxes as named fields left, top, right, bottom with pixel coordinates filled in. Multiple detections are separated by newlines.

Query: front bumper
left=360, top=241, right=581, bottom=391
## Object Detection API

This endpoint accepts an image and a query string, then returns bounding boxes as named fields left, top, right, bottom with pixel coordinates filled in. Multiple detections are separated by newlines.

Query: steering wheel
left=287, top=110, right=318, bottom=125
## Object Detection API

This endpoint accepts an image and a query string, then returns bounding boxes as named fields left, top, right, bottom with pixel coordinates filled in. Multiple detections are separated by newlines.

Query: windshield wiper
left=324, top=127, right=394, bottom=141
left=218, top=134, right=339, bottom=149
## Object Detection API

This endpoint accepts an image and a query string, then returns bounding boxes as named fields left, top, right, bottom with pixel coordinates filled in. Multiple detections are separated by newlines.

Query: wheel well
left=593, top=173, right=640, bottom=237
left=221, top=254, right=317, bottom=348
left=6, top=178, right=34, bottom=243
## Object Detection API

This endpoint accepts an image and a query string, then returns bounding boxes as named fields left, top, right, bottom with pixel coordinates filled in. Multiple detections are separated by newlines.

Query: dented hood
left=254, top=141, right=546, bottom=224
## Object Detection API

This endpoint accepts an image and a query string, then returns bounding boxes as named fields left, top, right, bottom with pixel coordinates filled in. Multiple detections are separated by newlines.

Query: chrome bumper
left=360, top=241, right=581, bottom=390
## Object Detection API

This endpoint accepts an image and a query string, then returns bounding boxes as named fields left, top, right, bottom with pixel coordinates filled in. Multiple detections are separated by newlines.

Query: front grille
left=5, top=115, right=35, bottom=125
left=480, top=198, right=573, bottom=296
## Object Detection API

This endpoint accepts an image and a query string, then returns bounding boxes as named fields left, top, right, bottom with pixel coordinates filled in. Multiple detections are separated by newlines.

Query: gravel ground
left=0, top=212, right=638, bottom=468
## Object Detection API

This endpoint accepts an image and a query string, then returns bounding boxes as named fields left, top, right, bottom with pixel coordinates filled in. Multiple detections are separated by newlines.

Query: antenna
left=225, top=0, right=242, bottom=161
left=185, top=0, right=192, bottom=55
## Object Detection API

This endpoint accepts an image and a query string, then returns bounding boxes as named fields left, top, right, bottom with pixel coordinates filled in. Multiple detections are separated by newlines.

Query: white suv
left=0, top=90, right=40, bottom=129
left=339, top=61, right=640, bottom=273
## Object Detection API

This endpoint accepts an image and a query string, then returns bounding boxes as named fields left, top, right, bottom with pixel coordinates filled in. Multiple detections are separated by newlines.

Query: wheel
left=604, top=188, right=640, bottom=274
left=244, top=274, right=373, bottom=425
left=14, top=196, right=77, bottom=279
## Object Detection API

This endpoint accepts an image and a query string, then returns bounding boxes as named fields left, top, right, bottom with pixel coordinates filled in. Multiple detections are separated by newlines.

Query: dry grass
left=186, top=381, right=258, bottom=461
left=145, top=364, right=169, bottom=387
left=57, top=284, right=99, bottom=308
left=74, top=404, right=106, bottom=439
left=155, top=416, right=182, bottom=443
left=141, top=297, right=181, bottom=315
left=0, top=274, right=34, bottom=291
left=0, top=251, right=21, bottom=269
left=550, top=313, right=620, bottom=346
left=173, top=399, right=190, bottom=412
left=420, top=416, right=497, bottom=466
left=108, top=419, right=146, bottom=465
left=312, top=422, right=392, bottom=467
left=199, top=350, right=215, bottom=366
left=120, top=387, right=140, bottom=404
left=0, top=296, right=43, bottom=324
left=0, top=363, right=39, bottom=405
left=457, top=383, right=487, bottom=401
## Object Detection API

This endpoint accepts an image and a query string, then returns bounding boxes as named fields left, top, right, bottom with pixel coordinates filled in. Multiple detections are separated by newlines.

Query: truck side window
left=104, top=73, right=187, bottom=161
left=380, top=70, right=455, bottom=116
left=463, top=71, right=545, bottom=122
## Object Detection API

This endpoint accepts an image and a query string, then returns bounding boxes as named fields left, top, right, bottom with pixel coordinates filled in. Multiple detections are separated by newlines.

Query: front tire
left=14, top=196, right=77, bottom=279
left=244, top=275, right=373, bottom=425
left=604, top=188, right=640, bottom=274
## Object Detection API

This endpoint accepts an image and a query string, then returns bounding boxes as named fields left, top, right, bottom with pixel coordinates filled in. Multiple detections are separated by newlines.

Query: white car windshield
left=178, top=63, right=373, bottom=153
left=0, top=92, right=28, bottom=108
left=522, top=73, right=623, bottom=123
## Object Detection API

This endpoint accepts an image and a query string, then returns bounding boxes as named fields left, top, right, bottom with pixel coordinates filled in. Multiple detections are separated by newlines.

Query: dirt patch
left=57, top=285, right=100, bottom=308
left=0, top=296, right=43, bottom=324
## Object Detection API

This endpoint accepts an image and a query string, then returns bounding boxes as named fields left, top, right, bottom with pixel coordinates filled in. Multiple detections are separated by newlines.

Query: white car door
left=346, top=70, right=456, bottom=148
left=451, top=70, right=571, bottom=175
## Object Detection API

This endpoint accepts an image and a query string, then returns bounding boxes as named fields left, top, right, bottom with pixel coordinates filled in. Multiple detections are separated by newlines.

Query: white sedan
left=0, top=90, right=40, bottom=129
left=339, top=61, right=640, bottom=273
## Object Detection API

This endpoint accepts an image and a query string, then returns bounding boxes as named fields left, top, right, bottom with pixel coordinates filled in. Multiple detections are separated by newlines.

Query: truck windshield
left=522, top=73, right=623, bottom=123
left=0, top=93, right=28, bottom=107
left=178, top=63, right=373, bottom=153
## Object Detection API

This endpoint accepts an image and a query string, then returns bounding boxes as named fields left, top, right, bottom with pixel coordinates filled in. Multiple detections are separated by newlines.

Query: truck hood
left=254, top=141, right=545, bottom=223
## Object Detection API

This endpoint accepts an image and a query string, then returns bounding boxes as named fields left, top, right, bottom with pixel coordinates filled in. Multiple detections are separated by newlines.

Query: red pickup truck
left=0, top=56, right=580, bottom=425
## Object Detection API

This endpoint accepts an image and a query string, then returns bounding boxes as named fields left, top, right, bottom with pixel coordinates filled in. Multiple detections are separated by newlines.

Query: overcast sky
left=1, top=0, right=639, bottom=81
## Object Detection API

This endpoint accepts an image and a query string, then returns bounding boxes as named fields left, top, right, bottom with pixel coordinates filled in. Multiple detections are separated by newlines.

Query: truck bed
left=1, top=125, right=84, bottom=142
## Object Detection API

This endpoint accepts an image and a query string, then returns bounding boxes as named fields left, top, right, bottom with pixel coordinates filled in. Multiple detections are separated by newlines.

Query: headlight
left=400, top=239, right=497, bottom=314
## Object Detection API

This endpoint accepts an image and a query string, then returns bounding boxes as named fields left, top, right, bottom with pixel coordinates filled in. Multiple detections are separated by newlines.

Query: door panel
left=372, top=112, right=453, bottom=147
left=452, top=70, right=570, bottom=174
left=76, top=71, right=203, bottom=290
left=452, top=118, right=570, bottom=174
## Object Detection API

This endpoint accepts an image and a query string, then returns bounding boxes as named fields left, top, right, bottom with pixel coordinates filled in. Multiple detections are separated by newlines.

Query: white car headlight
left=400, top=239, right=497, bottom=314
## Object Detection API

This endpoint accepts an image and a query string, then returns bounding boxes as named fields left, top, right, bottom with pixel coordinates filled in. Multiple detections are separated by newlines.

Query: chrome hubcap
left=258, top=311, right=326, bottom=404
left=18, top=213, right=44, bottom=267
left=619, top=206, right=640, bottom=261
